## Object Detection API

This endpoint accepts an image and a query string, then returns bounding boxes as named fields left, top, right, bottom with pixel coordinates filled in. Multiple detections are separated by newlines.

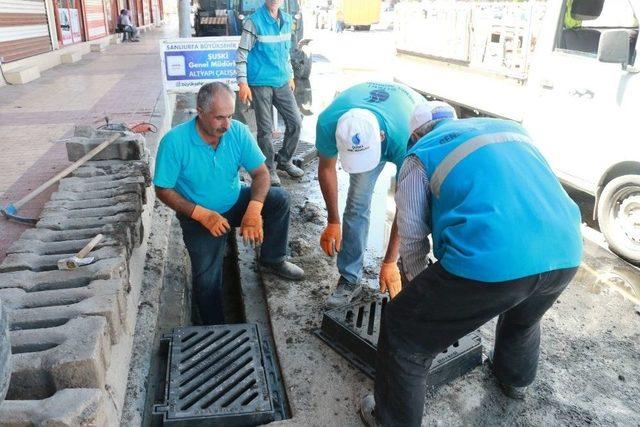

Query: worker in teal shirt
left=359, top=104, right=583, bottom=426
left=154, top=82, right=304, bottom=325
left=316, top=81, right=426, bottom=308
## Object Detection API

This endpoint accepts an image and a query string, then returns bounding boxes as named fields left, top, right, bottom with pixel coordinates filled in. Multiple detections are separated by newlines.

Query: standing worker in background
left=235, top=0, right=304, bottom=187
left=154, top=83, right=304, bottom=325
left=315, top=81, right=426, bottom=308
left=359, top=103, right=583, bottom=426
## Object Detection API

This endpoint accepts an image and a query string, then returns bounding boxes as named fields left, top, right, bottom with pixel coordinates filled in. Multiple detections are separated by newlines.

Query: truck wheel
left=597, top=174, right=640, bottom=265
left=291, top=48, right=312, bottom=79
left=0, top=298, right=11, bottom=403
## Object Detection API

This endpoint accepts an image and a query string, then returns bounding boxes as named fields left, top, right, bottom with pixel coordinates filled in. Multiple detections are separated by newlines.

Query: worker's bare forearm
left=318, top=157, right=341, bottom=224
left=249, top=164, right=270, bottom=203
left=384, top=215, right=400, bottom=263
left=155, top=187, right=196, bottom=217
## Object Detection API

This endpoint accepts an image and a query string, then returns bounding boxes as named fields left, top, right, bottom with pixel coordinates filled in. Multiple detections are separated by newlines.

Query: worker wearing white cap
left=315, top=81, right=426, bottom=308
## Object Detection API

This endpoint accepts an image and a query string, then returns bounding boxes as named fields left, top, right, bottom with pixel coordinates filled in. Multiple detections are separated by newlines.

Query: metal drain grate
left=315, top=295, right=483, bottom=386
left=155, top=324, right=284, bottom=426
left=273, top=139, right=318, bottom=167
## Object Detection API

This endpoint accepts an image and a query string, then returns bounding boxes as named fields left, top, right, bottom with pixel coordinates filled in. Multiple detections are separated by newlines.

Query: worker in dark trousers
left=359, top=102, right=583, bottom=426
left=236, top=0, right=303, bottom=187
left=154, top=83, right=304, bottom=325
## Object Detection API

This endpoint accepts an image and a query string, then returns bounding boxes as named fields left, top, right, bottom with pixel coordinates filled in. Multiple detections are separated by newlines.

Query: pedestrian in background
left=315, top=81, right=426, bottom=308
left=117, top=9, right=140, bottom=41
left=154, top=83, right=304, bottom=325
left=235, top=0, right=304, bottom=187
left=359, top=102, right=583, bottom=426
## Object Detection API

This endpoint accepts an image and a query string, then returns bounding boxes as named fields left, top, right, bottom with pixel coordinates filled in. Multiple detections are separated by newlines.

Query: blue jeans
left=251, top=83, right=302, bottom=169
left=178, top=186, right=290, bottom=324
left=337, top=161, right=386, bottom=284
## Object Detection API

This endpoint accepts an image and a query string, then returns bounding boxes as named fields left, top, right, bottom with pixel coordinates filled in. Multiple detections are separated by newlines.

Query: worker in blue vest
left=359, top=102, right=583, bottom=426
left=236, top=0, right=303, bottom=187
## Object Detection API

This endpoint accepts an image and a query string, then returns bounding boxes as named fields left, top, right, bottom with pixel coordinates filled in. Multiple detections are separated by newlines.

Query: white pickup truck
left=394, top=0, right=640, bottom=264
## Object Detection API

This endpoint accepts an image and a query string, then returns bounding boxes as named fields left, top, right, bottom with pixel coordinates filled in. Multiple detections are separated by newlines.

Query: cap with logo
left=335, top=108, right=381, bottom=174
left=410, top=101, right=457, bottom=134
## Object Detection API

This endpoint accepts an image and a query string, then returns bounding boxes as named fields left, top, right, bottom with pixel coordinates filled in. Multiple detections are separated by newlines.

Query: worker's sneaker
left=269, top=169, right=281, bottom=187
left=487, top=351, right=528, bottom=400
left=260, top=260, right=305, bottom=281
left=359, top=394, right=381, bottom=427
left=325, top=276, right=363, bottom=308
left=277, top=160, right=304, bottom=178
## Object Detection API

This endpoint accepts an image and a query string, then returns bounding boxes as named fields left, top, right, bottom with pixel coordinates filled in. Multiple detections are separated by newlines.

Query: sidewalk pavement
left=0, top=22, right=178, bottom=261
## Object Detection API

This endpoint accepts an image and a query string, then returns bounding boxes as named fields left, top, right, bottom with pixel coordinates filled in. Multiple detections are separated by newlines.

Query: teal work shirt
left=315, top=82, right=425, bottom=169
left=153, top=117, right=266, bottom=213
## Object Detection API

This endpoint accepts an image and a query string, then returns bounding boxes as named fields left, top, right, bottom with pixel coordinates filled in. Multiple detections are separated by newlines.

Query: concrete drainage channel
left=0, top=126, right=153, bottom=425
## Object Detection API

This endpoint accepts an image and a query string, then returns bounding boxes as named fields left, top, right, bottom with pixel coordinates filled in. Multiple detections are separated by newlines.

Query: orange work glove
left=288, top=79, right=295, bottom=91
left=320, top=223, right=342, bottom=257
left=238, top=82, right=252, bottom=103
left=191, top=205, right=230, bottom=237
left=379, top=261, right=402, bottom=299
left=240, top=200, right=264, bottom=246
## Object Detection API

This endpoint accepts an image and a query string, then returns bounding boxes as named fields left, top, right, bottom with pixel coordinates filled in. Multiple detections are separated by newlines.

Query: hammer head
left=57, top=256, right=95, bottom=270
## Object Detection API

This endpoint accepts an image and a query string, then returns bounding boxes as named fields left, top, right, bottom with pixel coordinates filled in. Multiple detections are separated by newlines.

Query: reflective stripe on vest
left=429, top=132, right=532, bottom=197
left=257, top=33, right=291, bottom=43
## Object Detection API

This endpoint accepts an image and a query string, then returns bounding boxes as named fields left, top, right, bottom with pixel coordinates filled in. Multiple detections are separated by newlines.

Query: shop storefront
left=53, top=0, right=82, bottom=45
left=0, top=0, right=54, bottom=62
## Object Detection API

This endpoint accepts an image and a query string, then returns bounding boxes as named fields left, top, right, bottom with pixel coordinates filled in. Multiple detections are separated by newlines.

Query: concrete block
left=41, top=200, right=143, bottom=220
left=0, top=388, right=106, bottom=426
left=50, top=183, right=147, bottom=203
left=58, top=175, right=146, bottom=192
left=74, top=160, right=150, bottom=182
left=60, top=51, right=83, bottom=64
left=7, top=316, right=110, bottom=399
left=0, top=258, right=128, bottom=292
left=43, top=193, right=141, bottom=211
left=0, top=279, right=127, bottom=343
left=66, top=134, right=145, bottom=162
left=90, top=43, right=106, bottom=52
left=7, top=234, right=121, bottom=256
left=36, top=212, right=144, bottom=246
left=110, top=36, right=121, bottom=45
left=0, top=246, right=127, bottom=273
left=4, top=66, right=40, bottom=85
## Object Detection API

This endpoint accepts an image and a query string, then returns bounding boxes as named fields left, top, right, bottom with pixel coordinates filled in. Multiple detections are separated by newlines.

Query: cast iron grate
left=155, top=324, right=284, bottom=426
left=273, top=139, right=318, bottom=167
left=315, top=295, right=483, bottom=386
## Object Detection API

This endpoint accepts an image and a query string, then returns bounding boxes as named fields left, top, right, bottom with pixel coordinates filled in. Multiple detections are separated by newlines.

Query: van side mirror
left=597, top=30, right=630, bottom=65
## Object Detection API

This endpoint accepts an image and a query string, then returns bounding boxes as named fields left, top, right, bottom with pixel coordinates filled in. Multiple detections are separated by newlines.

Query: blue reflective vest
left=408, top=118, right=583, bottom=282
left=247, top=5, right=292, bottom=87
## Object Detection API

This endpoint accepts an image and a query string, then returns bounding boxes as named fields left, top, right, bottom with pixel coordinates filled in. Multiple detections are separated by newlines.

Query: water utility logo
left=366, top=89, right=390, bottom=103
left=352, top=133, right=362, bottom=146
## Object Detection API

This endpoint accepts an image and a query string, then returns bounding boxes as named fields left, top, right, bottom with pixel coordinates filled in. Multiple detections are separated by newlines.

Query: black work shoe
left=325, top=276, right=363, bottom=308
left=359, top=394, right=381, bottom=427
left=277, top=160, right=304, bottom=178
left=487, top=351, right=528, bottom=400
left=260, top=260, right=304, bottom=280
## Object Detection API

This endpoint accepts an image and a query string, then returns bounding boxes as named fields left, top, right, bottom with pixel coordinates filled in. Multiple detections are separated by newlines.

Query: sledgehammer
left=57, top=234, right=104, bottom=270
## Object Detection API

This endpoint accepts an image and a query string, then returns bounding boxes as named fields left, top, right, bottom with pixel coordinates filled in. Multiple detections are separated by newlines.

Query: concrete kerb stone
left=7, top=235, right=121, bottom=257
left=50, top=183, right=147, bottom=204
left=0, top=258, right=128, bottom=293
left=0, top=388, right=106, bottom=426
left=57, top=175, right=146, bottom=193
left=43, top=193, right=142, bottom=211
left=73, top=160, right=151, bottom=185
left=41, top=200, right=143, bottom=220
left=0, top=246, right=127, bottom=273
left=36, top=213, right=144, bottom=247
left=66, top=133, right=146, bottom=162
left=0, top=278, right=127, bottom=344
left=7, top=316, right=110, bottom=400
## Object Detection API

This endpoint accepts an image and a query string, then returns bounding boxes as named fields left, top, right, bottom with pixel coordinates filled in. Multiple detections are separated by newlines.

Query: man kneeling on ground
left=154, top=82, right=304, bottom=325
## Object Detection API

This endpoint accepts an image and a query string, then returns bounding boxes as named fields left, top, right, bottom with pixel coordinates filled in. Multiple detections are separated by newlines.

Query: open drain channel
left=155, top=324, right=285, bottom=426
left=315, top=295, right=483, bottom=386
left=273, top=139, right=318, bottom=167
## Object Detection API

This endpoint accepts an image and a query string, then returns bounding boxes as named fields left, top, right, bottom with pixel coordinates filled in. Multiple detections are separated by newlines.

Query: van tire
left=597, top=174, right=640, bottom=265
left=0, top=298, right=11, bottom=404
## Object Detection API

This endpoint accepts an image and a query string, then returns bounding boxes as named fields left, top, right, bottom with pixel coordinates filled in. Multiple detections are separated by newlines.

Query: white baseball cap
left=335, top=108, right=381, bottom=174
left=410, top=101, right=457, bottom=133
